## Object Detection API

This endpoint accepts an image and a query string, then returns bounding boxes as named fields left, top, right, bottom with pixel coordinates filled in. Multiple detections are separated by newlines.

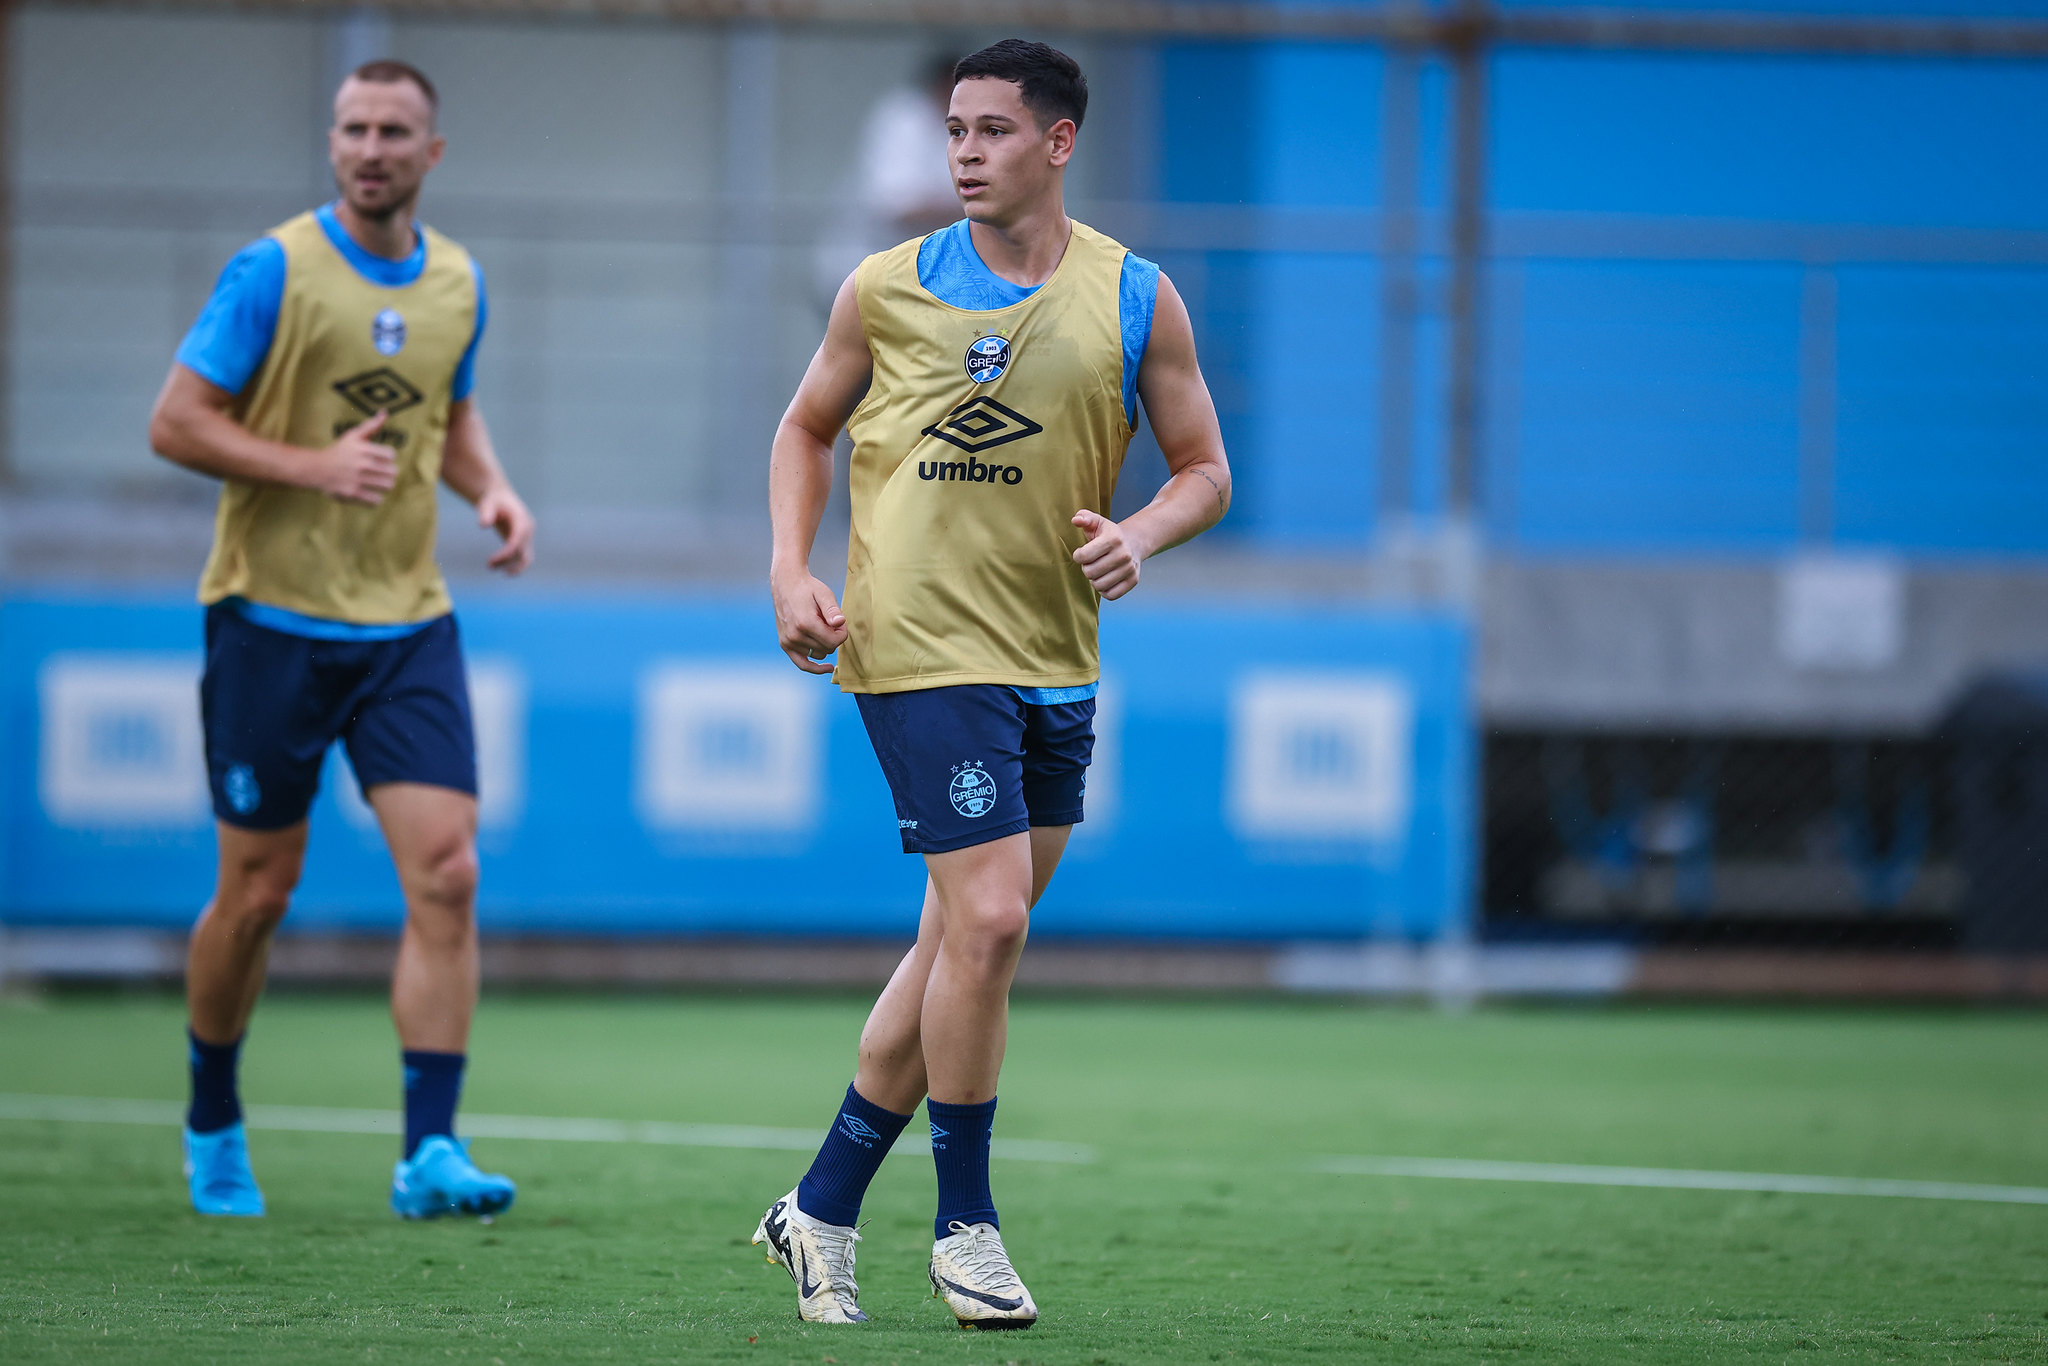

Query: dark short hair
left=953, top=39, right=1087, bottom=131
left=347, top=58, right=439, bottom=112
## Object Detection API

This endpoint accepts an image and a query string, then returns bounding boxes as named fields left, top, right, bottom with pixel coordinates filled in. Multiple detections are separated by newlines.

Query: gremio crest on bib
left=372, top=308, right=407, bottom=356
left=964, top=334, right=1011, bottom=383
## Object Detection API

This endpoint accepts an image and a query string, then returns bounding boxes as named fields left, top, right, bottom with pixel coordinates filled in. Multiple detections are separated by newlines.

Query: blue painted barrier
left=0, top=592, right=1472, bottom=941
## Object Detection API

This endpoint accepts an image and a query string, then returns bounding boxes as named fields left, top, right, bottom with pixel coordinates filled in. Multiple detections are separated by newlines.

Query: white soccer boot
left=751, top=1188, right=867, bottom=1324
left=929, top=1220, right=1039, bottom=1330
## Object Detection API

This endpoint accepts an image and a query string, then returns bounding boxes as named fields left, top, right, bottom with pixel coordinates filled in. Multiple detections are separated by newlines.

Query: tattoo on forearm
left=1193, top=467, right=1226, bottom=508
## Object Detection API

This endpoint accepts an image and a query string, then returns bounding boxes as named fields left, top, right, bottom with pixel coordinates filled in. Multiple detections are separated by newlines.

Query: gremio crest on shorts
left=963, top=334, right=1011, bottom=383
left=372, top=308, right=407, bottom=357
left=949, top=760, right=997, bottom=818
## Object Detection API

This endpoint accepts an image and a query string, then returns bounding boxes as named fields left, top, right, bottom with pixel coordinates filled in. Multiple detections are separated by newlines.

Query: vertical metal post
left=716, top=22, right=778, bottom=519
left=1444, top=0, right=1490, bottom=522
left=1436, top=2, right=1491, bottom=996
left=1797, top=264, right=1838, bottom=545
left=1377, top=38, right=1421, bottom=532
left=0, top=0, right=15, bottom=487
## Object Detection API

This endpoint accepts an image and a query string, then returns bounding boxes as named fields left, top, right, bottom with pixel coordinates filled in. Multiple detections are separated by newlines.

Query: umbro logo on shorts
left=333, top=366, right=425, bottom=417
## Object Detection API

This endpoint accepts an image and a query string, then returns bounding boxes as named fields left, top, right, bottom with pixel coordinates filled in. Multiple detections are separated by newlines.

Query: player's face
left=328, top=78, right=444, bottom=222
left=946, top=78, right=1075, bottom=224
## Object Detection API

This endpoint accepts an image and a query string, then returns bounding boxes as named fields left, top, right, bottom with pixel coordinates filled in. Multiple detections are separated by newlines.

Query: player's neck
left=965, top=200, right=1071, bottom=289
left=333, top=198, right=421, bottom=262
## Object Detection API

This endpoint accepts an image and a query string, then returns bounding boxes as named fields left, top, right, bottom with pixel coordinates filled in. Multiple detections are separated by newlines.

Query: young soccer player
left=755, top=40, right=1232, bottom=1327
left=147, top=60, right=535, bottom=1220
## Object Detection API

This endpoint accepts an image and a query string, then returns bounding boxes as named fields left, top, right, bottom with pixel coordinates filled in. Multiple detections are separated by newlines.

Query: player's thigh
left=366, top=778, right=477, bottom=864
left=212, top=817, right=311, bottom=916
left=1026, top=825, right=1072, bottom=908
left=923, top=830, right=1035, bottom=942
left=200, top=604, right=345, bottom=832
left=341, top=615, right=478, bottom=821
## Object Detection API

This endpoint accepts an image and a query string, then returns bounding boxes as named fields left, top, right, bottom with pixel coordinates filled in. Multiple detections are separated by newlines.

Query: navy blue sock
left=186, top=1029, right=243, bottom=1134
left=796, top=1083, right=914, bottom=1227
left=401, top=1051, right=465, bottom=1159
left=927, top=1095, right=999, bottom=1240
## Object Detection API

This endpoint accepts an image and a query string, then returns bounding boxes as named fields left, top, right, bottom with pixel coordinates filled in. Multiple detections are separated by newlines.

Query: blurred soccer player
left=756, top=39, right=1231, bottom=1328
left=147, top=60, right=534, bottom=1220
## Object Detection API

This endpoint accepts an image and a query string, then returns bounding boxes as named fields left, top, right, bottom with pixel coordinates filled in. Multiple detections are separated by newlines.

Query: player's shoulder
left=850, top=232, right=932, bottom=307
left=1069, top=220, right=1161, bottom=291
left=203, top=228, right=290, bottom=306
left=862, top=233, right=929, bottom=277
left=1068, top=218, right=1131, bottom=258
left=263, top=210, right=325, bottom=255
left=419, top=221, right=474, bottom=268
left=419, top=224, right=482, bottom=309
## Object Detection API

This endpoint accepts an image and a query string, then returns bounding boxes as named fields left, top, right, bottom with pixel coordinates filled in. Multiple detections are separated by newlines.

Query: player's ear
left=425, top=133, right=447, bottom=171
left=1046, top=118, right=1077, bottom=168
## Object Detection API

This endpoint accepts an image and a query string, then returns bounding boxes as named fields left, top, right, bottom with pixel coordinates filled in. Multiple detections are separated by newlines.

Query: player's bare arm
left=440, top=398, right=535, bottom=574
left=1070, top=272, right=1231, bottom=600
left=769, top=270, right=873, bottom=675
left=148, top=364, right=398, bottom=506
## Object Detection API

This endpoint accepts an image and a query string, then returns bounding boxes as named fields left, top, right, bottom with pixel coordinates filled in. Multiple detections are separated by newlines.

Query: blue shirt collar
left=928, top=219, right=1039, bottom=309
left=315, top=201, right=427, bottom=287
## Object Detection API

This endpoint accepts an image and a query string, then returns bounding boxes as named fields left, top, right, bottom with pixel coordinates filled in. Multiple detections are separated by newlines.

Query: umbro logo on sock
left=928, top=1121, right=949, bottom=1150
left=838, top=1113, right=883, bottom=1146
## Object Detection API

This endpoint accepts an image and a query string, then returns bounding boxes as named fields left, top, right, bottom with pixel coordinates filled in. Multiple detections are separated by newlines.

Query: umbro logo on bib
left=333, top=367, right=424, bottom=417
left=920, top=397, right=1043, bottom=454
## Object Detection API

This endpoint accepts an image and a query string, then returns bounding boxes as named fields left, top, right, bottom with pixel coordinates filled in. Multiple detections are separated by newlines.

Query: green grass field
left=1, top=991, right=2044, bottom=1364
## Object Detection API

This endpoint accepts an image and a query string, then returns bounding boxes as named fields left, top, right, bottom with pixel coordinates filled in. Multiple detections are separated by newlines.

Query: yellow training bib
left=196, top=211, right=477, bottom=625
left=837, top=220, right=1135, bottom=694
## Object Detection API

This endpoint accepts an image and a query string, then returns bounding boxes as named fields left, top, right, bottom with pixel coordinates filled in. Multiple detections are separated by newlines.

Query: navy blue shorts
left=200, top=604, right=477, bottom=830
left=855, top=684, right=1095, bottom=855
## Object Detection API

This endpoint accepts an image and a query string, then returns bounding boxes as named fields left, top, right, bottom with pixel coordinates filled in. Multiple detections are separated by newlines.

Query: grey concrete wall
left=4, top=6, right=1133, bottom=520
left=1479, top=560, right=2048, bottom=733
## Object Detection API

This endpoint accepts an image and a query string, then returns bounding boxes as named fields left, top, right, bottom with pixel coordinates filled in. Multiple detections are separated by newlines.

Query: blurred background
left=2, top=0, right=2045, bottom=1001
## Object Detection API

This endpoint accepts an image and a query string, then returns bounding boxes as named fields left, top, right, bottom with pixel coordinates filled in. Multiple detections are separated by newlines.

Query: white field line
left=0, top=1093, right=1095, bottom=1165
left=1315, top=1154, right=2048, bottom=1206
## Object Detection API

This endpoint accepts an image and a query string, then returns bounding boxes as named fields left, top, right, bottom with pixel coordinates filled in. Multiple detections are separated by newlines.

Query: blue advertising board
left=0, top=591, right=1471, bottom=941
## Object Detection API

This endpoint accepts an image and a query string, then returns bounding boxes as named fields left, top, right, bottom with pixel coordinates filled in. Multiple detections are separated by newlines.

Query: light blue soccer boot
left=183, top=1122, right=266, bottom=1217
left=390, top=1136, right=516, bottom=1220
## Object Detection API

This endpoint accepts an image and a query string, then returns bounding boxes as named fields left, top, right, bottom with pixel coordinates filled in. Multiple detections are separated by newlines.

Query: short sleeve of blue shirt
left=452, top=257, right=486, bottom=402
left=175, top=238, right=287, bottom=395
left=1119, top=252, right=1161, bottom=426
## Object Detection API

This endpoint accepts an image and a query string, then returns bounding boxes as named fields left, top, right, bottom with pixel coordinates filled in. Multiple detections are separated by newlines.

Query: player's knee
left=216, top=850, right=300, bottom=931
left=217, top=881, right=292, bottom=935
left=954, top=900, right=1030, bottom=966
left=417, top=841, right=480, bottom=914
